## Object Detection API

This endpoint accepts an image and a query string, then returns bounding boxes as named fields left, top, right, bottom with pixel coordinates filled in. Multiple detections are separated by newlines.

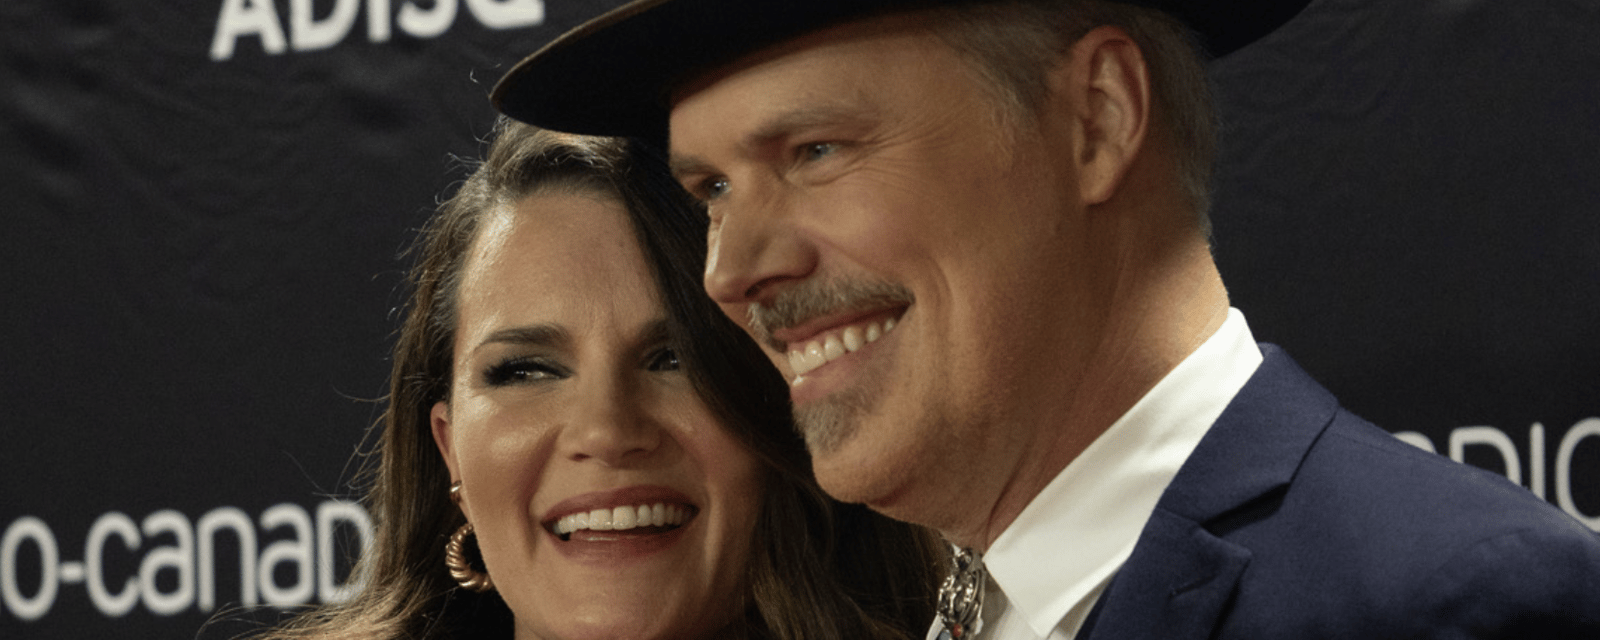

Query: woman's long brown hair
left=240, top=119, right=942, bottom=640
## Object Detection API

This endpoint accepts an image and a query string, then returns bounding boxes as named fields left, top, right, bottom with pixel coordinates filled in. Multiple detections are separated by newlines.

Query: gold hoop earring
left=445, top=522, right=495, bottom=592
left=444, top=481, right=494, bottom=592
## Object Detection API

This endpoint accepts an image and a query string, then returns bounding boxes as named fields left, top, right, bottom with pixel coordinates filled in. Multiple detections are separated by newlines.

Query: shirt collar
left=983, top=308, right=1263, bottom=637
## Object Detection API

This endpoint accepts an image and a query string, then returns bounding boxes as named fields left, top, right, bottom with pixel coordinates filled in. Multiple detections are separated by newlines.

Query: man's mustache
left=745, top=278, right=915, bottom=352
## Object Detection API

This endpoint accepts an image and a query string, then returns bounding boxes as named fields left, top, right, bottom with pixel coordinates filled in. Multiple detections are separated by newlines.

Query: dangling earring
left=444, top=481, right=494, bottom=592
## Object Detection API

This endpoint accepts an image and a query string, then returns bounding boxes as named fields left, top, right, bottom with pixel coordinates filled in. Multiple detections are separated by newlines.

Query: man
left=491, top=1, right=1600, bottom=637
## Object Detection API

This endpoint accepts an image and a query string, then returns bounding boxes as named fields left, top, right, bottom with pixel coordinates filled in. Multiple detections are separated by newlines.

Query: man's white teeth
left=842, top=326, right=864, bottom=351
left=824, top=334, right=846, bottom=360
left=553, top=503, right=688, bottom=536
left=787, top=317, right=898, bottom=377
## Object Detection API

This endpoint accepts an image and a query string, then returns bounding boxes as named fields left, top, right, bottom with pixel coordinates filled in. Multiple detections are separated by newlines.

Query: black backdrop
left=2, top=0, right=1596, bottom=638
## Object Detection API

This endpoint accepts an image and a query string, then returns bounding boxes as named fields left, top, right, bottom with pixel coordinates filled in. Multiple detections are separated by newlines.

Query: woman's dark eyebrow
left=635, top=318, right=672, bottom=351
left=475, top=320, right=669, bottom=355
left=476, top=324, right=569, bottom=354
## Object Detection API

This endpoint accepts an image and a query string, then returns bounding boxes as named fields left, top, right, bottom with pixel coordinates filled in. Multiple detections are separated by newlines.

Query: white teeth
left=803, top=341, right=827, bottom=371
left=612, top=505, right=636, bottom=529
left=823, top=334, right=845, bottom=360
left=787, top=317, right=900, bottom=377
left=554, top=503, right=688, bottom=536
left=842, top=326, right=864, bottom=352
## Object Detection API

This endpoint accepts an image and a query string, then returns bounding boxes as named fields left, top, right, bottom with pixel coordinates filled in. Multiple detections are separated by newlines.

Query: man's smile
left=784, top=312, right=902, bottom=379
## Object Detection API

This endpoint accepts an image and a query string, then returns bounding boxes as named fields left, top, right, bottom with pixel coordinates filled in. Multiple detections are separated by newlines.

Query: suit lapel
left=1082, top=507, right=1251, bottom=640
left=1158, top=344, right=1338, bottom=524
left=1080, top=345, right=1339, bottom=640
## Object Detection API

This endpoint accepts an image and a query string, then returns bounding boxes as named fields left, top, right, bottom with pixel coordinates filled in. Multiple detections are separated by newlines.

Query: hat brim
left=492, top=0, right=1309, bottom=142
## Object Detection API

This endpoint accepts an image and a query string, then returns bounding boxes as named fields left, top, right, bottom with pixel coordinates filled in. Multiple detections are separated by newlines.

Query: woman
left=250, top=120, right=941, bottom=639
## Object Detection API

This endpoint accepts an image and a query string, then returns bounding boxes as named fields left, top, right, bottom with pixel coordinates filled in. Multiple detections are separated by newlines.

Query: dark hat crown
left=493, top=0, right=1311, bottom=141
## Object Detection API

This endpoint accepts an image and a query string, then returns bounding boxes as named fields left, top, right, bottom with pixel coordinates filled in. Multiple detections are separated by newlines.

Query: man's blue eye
left=704, top=177, right=730, bottom=200
left=802, top=142, right=838, bottom=161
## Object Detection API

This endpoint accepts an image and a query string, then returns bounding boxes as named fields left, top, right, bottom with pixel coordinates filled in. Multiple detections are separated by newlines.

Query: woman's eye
left=484, top=358, right=565, bottom=386
left=646, top=348, right=681, bottom=372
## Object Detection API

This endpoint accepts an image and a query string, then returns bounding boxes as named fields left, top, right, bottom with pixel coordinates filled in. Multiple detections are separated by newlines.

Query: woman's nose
left=556, top=377, right=663, bottom=466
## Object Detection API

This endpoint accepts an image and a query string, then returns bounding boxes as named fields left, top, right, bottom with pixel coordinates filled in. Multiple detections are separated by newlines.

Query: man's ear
left=1052, top=25, right=1151, bottom=206
left=431, top=401, right=462, bottom=507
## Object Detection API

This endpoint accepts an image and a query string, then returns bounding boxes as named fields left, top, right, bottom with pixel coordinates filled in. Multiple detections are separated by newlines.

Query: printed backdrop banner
left=2, top=0, right=1597, bottom=638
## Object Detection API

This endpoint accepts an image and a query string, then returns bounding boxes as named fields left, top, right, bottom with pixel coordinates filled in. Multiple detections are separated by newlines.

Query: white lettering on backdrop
left=2, top=501, right=372, bottom=622
left=210, top=0, right=545, bottom=60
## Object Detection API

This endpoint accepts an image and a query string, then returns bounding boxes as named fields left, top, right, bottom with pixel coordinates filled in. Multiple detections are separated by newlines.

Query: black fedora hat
left=493, top=0, right=1310, bottom=142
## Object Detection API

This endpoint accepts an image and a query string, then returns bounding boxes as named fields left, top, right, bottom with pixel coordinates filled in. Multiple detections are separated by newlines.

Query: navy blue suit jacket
left=1079, top=345, right=1600, bottom=639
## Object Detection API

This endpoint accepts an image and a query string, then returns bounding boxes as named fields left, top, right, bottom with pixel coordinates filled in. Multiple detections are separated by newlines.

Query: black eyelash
left=483, top=356, right=566, bottom=387
left=646, top=347, right=681, bottom=372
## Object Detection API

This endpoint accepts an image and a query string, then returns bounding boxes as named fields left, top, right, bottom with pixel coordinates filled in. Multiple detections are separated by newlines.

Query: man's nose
left=702, top=193, right=818, bottom=306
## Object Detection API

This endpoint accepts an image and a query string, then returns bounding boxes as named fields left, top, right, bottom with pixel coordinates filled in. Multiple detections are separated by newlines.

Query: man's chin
left=808, top=436, right=913, bottom=511
left=798, top=393, right=912, bottom=507
left=794, top=391, right=867, bottom=457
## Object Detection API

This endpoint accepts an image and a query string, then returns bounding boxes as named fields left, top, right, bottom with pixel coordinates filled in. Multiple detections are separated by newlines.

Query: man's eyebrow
left=670, top=102, right=878, bottom=177
left=747, top=103, right=877, bottom=148
left=669, top=154, right=715, bottom=181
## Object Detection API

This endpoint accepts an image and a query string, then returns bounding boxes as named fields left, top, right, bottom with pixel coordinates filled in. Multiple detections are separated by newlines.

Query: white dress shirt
left=927, top=308, right=1263, bottom=640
